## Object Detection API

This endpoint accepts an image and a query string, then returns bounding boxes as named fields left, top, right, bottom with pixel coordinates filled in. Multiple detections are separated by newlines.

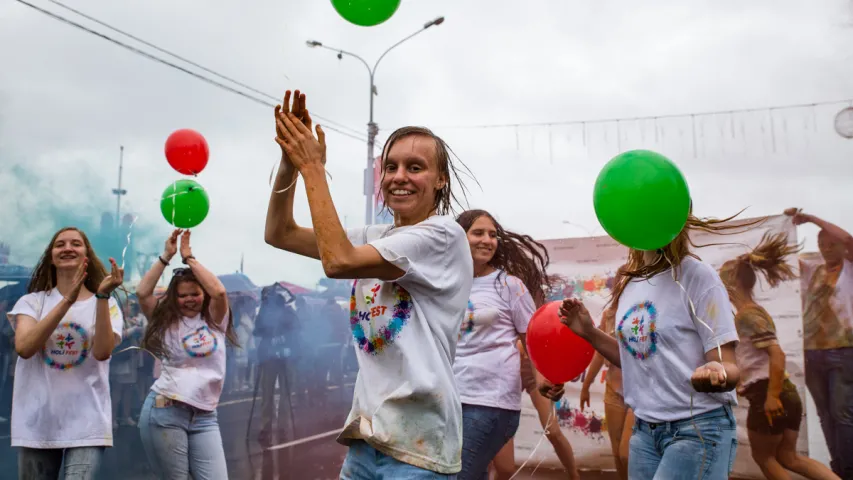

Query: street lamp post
left=307, top=16, right=445, bottom=225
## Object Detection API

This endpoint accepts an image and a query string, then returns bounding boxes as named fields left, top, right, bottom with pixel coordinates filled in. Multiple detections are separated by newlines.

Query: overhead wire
left=14, top=0, right=368, bottom=143
left=435, top=98, right=853, bottom=130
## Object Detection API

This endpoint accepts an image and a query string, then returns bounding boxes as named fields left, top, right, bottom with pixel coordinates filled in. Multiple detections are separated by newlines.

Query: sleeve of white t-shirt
left=108, top=297, right=124, bottom=340
left=366, top=217, right=464, bottom=294
left=6, top=292, right=43, bottom=330
left=508, top=277, right=536, bottom=334
left=692, top=283, right=739, bottom=355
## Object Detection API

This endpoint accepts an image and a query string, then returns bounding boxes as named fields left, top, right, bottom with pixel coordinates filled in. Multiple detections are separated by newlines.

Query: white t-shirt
left=151, top=312, right=228, bottom=411
left=733, top=305, right=779, bottom=389
left=7, top=289, right=123, bottom=448
left=454, top=270, right=534, bottom=411
left=616, top=257, right=739, bottom=423
left=338, top=215, right=473, bottom=474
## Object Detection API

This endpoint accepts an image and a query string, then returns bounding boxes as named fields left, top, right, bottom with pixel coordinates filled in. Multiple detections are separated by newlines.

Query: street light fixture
left=306, top=16, right=446, bottom=225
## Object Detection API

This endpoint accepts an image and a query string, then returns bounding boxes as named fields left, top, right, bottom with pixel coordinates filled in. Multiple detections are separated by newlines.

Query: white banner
left=514, top=215, right=806, bottom=479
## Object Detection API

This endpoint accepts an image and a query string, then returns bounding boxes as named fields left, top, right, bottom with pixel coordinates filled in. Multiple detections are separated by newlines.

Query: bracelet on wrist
left=95, top=292, right=110, bottom=300
left=182, top=255, right=196, bottom=265
left=158, top=256, right=170, bottom=266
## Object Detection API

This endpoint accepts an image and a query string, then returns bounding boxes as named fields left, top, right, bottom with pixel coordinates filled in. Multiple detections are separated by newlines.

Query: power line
left=436, top=98, right=853, bottom=130
left=14, top=0, right=368, bottom=143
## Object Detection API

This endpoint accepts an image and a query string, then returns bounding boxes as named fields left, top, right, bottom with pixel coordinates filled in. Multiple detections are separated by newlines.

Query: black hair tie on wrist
left=158, top=256, right=169, bottom=266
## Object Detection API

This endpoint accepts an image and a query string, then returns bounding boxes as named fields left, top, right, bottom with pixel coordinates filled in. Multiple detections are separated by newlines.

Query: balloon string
left=171, top=179, right=177, bottom=227
left=269, top=158, right=333, bottom=194
left=120, top=215, right=138, bottom=270
left=113, top=345, right=179, bottom=388
left=508, top=404, right=554, bottom=480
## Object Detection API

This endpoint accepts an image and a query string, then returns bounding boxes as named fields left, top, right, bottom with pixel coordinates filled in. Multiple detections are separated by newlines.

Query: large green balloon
left=593, top=150, right=690, bottom=251
left=160, top=179, right=210, bottom=229
left=331, top=0, right=400, bottom=27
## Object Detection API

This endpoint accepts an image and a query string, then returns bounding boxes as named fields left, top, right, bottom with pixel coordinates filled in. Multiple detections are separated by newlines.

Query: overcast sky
left=1, top=0, right=852, bottom=288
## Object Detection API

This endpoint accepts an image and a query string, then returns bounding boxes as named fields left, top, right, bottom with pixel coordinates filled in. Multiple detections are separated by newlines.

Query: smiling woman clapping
left=266, top=90, right=473, bottom=478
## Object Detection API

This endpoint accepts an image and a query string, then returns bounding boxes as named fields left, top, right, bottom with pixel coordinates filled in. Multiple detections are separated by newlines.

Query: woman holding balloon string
left=579, top=266, right=633, bottom=480
left=7, top=227, right=125, bottom=480
left=135, top=229, right=236, bottom=479
left=719, top=232, right=839, bottom=480
left=554, top=150, right=747, bottom=479
left=266, top=90, right=473, bottom=477
left=452, top=209, right=579, bottom=480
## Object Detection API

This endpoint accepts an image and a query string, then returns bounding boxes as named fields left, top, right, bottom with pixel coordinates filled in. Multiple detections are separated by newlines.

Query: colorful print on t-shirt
left=43, top=322, right=90, bottom=370
left=617, top=301, right=658, bottom=360
left=349, top=281, right=414, bottom=354
left=458, top=300, right=475, bottom=340
left=182, top=325, right=218, bottom=358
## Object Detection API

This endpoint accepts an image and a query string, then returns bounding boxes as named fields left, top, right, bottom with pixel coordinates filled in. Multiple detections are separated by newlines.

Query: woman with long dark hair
left=7, top=227, right=124, bottom=479
left=266, top=90, right=473, bottom=477
left=558, top=211, right=745, bottom=479
left=454, top=209, right=579, bottom=480
left=720, top=232, right=838, bottom=480
left=135, top=229, right=236, bottom=479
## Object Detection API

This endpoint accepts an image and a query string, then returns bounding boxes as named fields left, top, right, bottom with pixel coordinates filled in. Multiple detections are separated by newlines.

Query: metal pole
left=365, top=72, right=377, bottom=225
left=116, top=145, right=124, bottom=224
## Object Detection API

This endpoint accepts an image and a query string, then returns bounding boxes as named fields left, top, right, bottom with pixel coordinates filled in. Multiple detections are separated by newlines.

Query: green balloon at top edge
left=331, top=0, right=401, bottom=27
left=160, top=179, right=210, bottom=229
left=593, top=150, right=690, bottom=251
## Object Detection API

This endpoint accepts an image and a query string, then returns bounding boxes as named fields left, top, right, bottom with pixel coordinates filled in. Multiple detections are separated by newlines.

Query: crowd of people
left=0, top=87, right=849, bottom=480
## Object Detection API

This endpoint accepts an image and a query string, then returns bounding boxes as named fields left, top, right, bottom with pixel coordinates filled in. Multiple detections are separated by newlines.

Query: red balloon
left=526, top=301, right=595, bottom=384
left=165, top=129, right=209, bottom=175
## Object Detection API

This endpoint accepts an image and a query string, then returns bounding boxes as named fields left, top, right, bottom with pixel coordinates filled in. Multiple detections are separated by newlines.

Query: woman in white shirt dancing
left=135, top=229, right=236, bottom=480
left=266, top=90, right=473, bottom=478
left=453, top=209, right=577, bottom=479
left=558, top=211, right=744, bottom=479
left=7, top=227, right=124, bottom=480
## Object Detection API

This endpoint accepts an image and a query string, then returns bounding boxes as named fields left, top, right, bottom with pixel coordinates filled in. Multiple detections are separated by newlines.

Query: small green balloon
left=331, top=0, right=400, bottom=27
left=593, top=150, right=690, bottom=251
left=160, top=179, right=210, bottom=229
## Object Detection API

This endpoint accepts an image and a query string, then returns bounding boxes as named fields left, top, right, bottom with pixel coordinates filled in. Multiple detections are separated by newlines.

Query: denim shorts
left=629, top=405, right=737, bottom=480
left=460, top=404, right=520, bottom=480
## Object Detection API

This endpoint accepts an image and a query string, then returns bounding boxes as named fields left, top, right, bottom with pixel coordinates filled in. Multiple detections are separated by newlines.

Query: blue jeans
left=460, top=404, right=520, bottom=480
left=138, top=391, right=228, bottom=480
left=805, top=347, right=853, bottom=479
left=17, top=446, right=104, bottom=480
left=340, top=440, right=457, bottom=479
left=629, top=405, right=737, bottom=480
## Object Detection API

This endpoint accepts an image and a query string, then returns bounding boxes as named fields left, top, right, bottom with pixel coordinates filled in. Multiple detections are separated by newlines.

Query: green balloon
left=160, top=179, right=210, bottom=229
left=593, top=150, right=690, bottom=251
left=331, top=0, right=400, bottom=27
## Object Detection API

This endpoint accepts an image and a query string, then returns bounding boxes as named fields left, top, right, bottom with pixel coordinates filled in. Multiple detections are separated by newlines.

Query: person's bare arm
left=137, top=231, right=181, bottom=319
left=276, top=100, right=405, bottom=281
left=91, top=258, right=124, bottom=361
left=15, top=261, right=87, bottom=358
left=691, top=342, right=740, bottom=393
left=560, top=298, right=622, bottom=368
left=765, top=344, right=786, bottom=401
left=180, top=231, right=229, bottom=324
left=788, top=209, right=853, bottom=262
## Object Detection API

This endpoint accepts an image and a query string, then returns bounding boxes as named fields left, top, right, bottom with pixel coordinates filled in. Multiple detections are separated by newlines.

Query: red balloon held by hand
left=165, top=129, right=209, bottom=175
left=526, top=301, right=595, bottom=384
